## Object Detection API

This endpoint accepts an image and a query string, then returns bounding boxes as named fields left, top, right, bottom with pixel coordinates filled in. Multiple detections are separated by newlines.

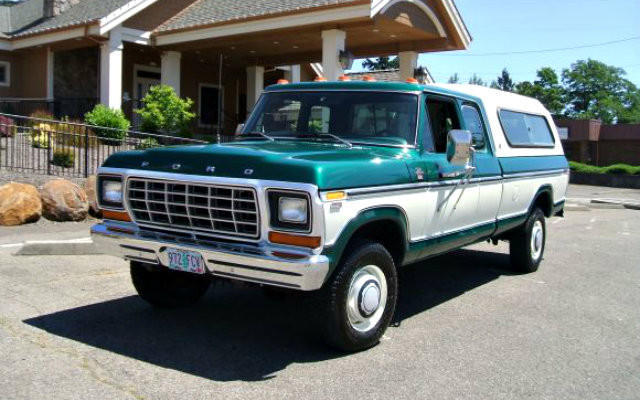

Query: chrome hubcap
left=531, top=220, right=544, bottom=261
left=347, top=265, right=387, bottom=332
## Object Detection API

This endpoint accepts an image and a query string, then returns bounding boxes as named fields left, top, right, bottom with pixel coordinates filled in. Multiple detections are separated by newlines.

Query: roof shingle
left=9, top=0, right=131, bottom=37
left=156, top=0, right=362, bottom=33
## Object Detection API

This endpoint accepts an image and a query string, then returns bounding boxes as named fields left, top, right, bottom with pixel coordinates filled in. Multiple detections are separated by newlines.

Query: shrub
left=84, top=104, right=130, bottom=146
left=51, top=147, right=75, bottom=168
left=569, top=161, right=640, bottom=175
left=603, top=164, right=640, bottom=175
left=135, top=137, right=160, bottom=150
left=29, top=110, right=54, bottom=121
left=31, top=132, right=52, bottom=148
left=135, top=85, right=196, bottom=136
left=55, top=118, right=99, bottom=149
left=0, top=115, right=16, bottom=137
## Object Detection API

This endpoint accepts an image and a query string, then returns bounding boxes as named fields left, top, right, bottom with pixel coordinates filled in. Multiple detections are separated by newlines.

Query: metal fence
left=0, top=113, right=208, bottom=178
left=0, top=98, right=98, bottom=120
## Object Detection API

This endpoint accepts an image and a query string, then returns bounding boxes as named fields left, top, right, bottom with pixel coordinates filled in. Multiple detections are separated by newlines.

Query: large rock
left=40, top=179, right=89, bottom=222
left=0, top=182, right=42, bottom=226
left=83, top=175, right=101, bottom=217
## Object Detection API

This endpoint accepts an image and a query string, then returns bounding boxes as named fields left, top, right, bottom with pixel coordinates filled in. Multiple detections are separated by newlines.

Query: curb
left=565, top=198, right=640, bottom=211
left=14, top=238, right=100, bottom=256
left=591, top=198, right=640, bottom=211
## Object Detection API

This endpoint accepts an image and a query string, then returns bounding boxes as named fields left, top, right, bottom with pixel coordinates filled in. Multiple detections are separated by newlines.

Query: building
left=555, top=118, right=640, bottom=166
left=0, top=0, right=470, bottom=135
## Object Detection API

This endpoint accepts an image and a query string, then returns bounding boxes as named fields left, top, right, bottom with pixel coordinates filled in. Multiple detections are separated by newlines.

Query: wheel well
left=346, top=219, right=406, bottom=267
left=532, top=188, right=553, bottom=217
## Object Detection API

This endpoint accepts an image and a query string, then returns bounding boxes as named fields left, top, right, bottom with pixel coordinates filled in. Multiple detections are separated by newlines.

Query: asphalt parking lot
left=0, top=207, right=638, bottom=400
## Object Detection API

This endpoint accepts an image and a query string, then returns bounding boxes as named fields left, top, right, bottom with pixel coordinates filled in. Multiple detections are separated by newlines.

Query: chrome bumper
left=91, top=222, right=330, bottom=291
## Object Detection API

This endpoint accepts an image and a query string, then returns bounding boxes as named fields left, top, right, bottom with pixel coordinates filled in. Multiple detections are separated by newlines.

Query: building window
left=199, top=84, right=224, bottom=127
left=0, top=61, right=10, bottom=87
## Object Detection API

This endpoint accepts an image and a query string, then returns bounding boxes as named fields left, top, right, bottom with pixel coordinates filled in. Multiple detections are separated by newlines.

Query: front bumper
left=91, top=222, right=330, bottom=291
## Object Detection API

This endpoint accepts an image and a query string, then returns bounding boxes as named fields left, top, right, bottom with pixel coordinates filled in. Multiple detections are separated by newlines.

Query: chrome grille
left=126, top=178, right=259, bottom=239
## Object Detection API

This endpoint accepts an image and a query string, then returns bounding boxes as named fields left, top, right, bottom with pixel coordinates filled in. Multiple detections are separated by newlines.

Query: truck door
left=420, top=94, right=481, bottom=239
left=458, top=101, right=502, bottom=228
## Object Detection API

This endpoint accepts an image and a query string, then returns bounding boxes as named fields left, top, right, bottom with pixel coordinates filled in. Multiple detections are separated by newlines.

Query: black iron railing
left=0, top=98, right=98, bottom=120
left=0, top=113, right=208, bottom=178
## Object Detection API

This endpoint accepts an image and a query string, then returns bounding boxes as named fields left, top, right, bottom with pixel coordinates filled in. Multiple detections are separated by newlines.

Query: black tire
left=130, top=261, right=212, bottom=308
left=319, top=241, right=398, bottom=352
left=509, top=208, right=546, bottom=273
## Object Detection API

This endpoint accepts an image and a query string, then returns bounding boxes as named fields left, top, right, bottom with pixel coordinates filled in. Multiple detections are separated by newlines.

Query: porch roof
left=156, top=0, right=363, bottom=33
left=9, top=0, right=132, bottom=37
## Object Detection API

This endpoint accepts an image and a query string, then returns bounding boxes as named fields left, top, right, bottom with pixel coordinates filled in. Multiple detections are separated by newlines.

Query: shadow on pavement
left=24, top=248, right=512, bottom=381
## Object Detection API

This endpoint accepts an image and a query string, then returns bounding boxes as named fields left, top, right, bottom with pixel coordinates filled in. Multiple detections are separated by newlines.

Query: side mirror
left=235, top=124, right=245, bottom=135
left=446, top=129, right=473, bottom=166
left=472, top=133, right=486, bottom=149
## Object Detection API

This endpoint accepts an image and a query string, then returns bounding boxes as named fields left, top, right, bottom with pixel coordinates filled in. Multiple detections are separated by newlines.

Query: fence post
left=47, top=130, right=51, bottom=175
left=84, top=125, right=89, bottom=178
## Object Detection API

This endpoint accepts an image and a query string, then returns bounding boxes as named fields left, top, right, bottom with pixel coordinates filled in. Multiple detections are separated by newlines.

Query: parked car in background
left=92, top=81, right=569, bottom=352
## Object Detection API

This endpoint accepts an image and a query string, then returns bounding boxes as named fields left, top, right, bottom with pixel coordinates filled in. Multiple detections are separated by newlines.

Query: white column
left=161, top=51, right=182, bottom=95
left=100, top=26, right=123, bottom=109
left=46, top=47, right=54, bottom=100
left=398, top=51, right=419, bottom=81
left=284, top=65, right=301, bottom=83
left=246, top=65, right=264, bottom=115
left=321, top=29, right=346, bottom=81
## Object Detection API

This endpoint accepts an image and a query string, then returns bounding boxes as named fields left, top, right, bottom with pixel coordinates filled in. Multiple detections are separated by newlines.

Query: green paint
left=499, top=155, right=569, bottom=174
left=102, top=141, right=416, bottom=190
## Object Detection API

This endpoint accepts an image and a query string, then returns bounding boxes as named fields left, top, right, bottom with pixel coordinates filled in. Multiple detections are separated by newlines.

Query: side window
left=461, top=103, right=487, bottom=149
left=425, top=97, right=461, bottom=153
left=499, top=110, right=555, bottom=147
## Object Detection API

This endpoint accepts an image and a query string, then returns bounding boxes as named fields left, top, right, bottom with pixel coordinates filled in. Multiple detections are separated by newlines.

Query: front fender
left=322, top=206, right=409, bottom=275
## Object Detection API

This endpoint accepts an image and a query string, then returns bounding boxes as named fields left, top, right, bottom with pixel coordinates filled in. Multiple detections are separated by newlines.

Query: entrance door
left=133, top=66, right=161, bottom=127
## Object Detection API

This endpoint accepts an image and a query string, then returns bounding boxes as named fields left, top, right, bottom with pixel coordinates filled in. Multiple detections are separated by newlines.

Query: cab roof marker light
left=338, top=75, right=351, bottom=81
left=314, top=76, right=328, bottom=82
left=277, top=79, right=289, bottom=84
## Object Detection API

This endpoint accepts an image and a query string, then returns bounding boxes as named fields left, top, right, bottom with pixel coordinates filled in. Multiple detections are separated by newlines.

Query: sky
left=350, top=0, right=640, bottom=86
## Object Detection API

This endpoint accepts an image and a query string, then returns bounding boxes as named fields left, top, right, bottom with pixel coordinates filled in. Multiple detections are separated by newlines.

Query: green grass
left=569, top=161, right=640, bottom=175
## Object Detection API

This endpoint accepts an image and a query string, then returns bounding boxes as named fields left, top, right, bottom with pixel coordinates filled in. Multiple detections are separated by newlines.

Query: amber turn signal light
left=269, top=231, right=321, bottom=249
left=102, top=209, right=132, bottom=222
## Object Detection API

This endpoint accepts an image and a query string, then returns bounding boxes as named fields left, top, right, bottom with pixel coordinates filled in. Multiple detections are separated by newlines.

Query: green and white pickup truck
left=92, top=81, right=569, bottom=351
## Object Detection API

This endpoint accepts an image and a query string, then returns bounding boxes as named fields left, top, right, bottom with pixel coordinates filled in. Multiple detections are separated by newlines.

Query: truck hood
left=101, top=140, right=415, bottom=190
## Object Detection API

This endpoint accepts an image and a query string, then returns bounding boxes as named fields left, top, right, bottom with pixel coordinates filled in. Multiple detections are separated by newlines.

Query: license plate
left=166, top=249, right=205, bottom=274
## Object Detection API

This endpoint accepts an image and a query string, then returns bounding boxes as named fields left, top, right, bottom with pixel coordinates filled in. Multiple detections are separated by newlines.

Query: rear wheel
left=319, top=241, right=398, bottom=352
left=130, top=261, right=212, bottom=308
left=509, top=208, right=546, bottom=273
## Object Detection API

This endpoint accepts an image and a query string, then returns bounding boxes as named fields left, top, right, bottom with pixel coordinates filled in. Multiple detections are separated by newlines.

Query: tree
left=515, top=67, right=565, bottom=116
left=468, top=74, right=486, bottom=86
left=135, top=85, right=196, bottom=136
left=562, top=59, right=640, bottom=124
left=448, top=73, right=460, bottom=84
left=362, top=56, right=399, bottom=71
left=491, top=68, right=515, bottom=92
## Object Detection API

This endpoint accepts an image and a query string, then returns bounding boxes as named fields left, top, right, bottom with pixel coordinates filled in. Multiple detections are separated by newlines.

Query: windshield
left=242, top=91, right=419, bottom=147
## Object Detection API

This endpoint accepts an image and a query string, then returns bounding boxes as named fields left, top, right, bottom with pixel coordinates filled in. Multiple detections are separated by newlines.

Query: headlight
left=268, top=190, right=311, bottom=232
left=279, top=197, right=308, bottom=223
left=98, top=176, right=124, bottom=209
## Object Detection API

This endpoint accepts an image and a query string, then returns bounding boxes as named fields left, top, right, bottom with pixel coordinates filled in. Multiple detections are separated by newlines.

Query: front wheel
left=509, top=208, right=546, bottom=273
left=319, top=241, right=398, bottom=352
left=130, top=261, right=212, bottom=308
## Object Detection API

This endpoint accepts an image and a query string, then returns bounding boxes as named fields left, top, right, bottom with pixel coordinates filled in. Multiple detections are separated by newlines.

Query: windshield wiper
left=299, top=133, right=353, bottom=148
left=237, top=132, right=275, bottom=141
